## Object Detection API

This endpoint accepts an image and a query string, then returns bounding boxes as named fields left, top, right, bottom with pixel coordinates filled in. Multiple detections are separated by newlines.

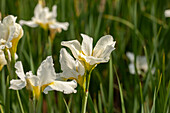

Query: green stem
left=17, top=91, right=25, bottom=113
left=4, top=48, right=11, bottom=113
left=5, top=75, right=10, bottom=113
left=81, top=70, right=92, bottom=113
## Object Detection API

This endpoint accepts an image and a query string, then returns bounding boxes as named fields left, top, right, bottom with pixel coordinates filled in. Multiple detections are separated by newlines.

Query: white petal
left=26, top=75, right=40, bottom=86
left=93, top=35, right=115, bottom=58
left=128, top=63, right=135, bottom=74
left=49, top=22, right=69, bottom=30
left=165, top=9, right=170, bottom=17
left=0, top=50, right=7, bottom=66
left=13, top=23, right=23, bottom=39
left=59, top=48, right=79, bottom=79
left=19, top=20, right=38, bottom=27
left=15, top=61, right=26, bottom=81
left=61, top=40, right=81, bottom=59
left=34, top=3, right=43, bottom=19
left=2, top=15, right=17, bottom=26
left=99, top=42, right=116, bottom=58
left=126, top=52, right=135, bottom=63
left=76, top=60, right=85, bottom=76
left=0, top=23, right=8, bottom=40
left=8, top=25, right=16, bottom=41
left=43, top=80, right=77, bottom=94
left=9, top=79, right=26, bottom=90
left=136, top=56, right=148, bottom=73
left=37, top=56, right=56, bottom=87
left=52, top=5, right=57, bottom=18
left=81, top=34, right=93, bottom=56
left=82, top=55, right=109, bottom=65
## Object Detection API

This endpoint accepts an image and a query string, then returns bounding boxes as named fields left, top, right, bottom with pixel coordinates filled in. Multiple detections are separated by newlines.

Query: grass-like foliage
left=0, top=0, right=170, bottom=113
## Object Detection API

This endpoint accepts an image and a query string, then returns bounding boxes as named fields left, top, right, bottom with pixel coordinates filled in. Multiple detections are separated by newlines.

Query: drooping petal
left=61, top=40, right=81, bottom=59
left=59, top=48, right=79, bottom=79
left=128, top=63, right=135, bottom=74
left=126, top=52, right=135, bottom=63
left=49, top=22, right=69, bottom=30
left=81, top=34, right=93, bottom=56
left=19, top=20, right=38, bottom=28
left=93, top=35, right=115, bottom=58
left=43, top=80, right=77, bottom=94
left=9, top=79, right=26, bottom=90
left=15, top=61, right=26, bottom=81
left=37, top=56, right=56, bottom=87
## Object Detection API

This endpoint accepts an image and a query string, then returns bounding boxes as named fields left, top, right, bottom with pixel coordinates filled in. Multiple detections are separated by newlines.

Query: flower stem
left=5, top=75, right=10, bottom=113
left=17, top=91, right=25, bottom=113
left=4, top=48, right=11, bottom=113
left=81, top=70, right=92, bottom=113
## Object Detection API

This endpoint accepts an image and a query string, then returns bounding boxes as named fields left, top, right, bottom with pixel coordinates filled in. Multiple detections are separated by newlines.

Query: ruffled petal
left=49, top=22, right=69, bottom=30
left=37, top=56, right=56, bottom=87
left=61, top=40, right=81, bottom=59
left=2, top=15, right=17, bottom=26
left=9, top=79, right=26, bottom=90
left=19, top=20, right=38, bottom=27
left=93, top=35, right=115, bottom=58
left=43, top=80, right=77, bottom=94
left=81, top=34, right=93, bottom=56
left=15, top=61, right=26, bottom=81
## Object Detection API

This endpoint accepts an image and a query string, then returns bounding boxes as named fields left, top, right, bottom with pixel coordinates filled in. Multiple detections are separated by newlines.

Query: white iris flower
left=0, top=15, right=23, bottom=50
left=61, top=34, right=116, bottom=70
left=19, top=3, right=69, bottom=31
left=59, top=48, right=85, bottom=86
left=9, top=56, right=77, bottom=99
left=126, top=52, right=155, bottom=75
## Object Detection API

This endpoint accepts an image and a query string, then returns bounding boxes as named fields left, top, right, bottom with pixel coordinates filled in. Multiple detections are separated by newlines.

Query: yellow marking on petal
left=78, top=75, right=84, bottom=87
left=33, top=86, right=40, bottom=100
left=39, top=23, right=48, bottom=30
left=41, top=82, right=55, bottom=92
left=0, top=64, right=4, bottom=71
left=26, top=78, right=41, bottom=100
left=10, top=28, right=23, bottom=54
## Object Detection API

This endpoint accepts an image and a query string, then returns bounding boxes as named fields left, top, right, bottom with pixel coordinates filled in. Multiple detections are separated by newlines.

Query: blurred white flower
left=19, top=3, right=69, bottom=31
left=0, top=15, right=23, bottom=50
left=61, top=34, right=116, bottom=69
left=126, top=52, right=155, bottom=75
left=9, top=56, right=77, bottom=99
left=0, top=49, right=18, bottom=70
left=165, top=9, right=170, bottom=17
left=59, top=48, right=85, bottom=86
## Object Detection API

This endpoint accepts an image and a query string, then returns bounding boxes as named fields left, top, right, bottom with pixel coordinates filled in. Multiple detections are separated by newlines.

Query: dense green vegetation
left=0, top=0, right=170, bottom=113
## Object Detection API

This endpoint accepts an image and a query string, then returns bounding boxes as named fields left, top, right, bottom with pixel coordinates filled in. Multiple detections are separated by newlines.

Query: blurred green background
left=0, top=0, right=170, bottom=113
